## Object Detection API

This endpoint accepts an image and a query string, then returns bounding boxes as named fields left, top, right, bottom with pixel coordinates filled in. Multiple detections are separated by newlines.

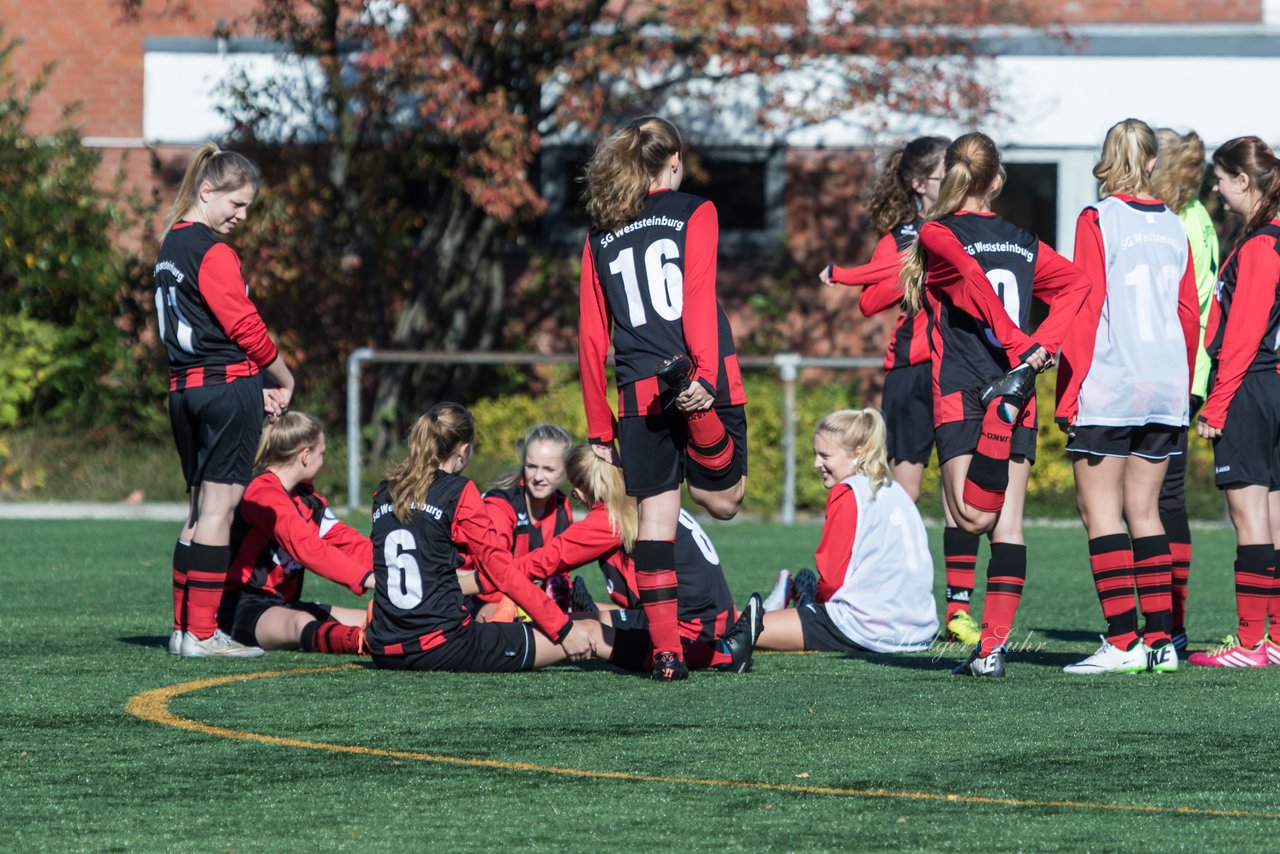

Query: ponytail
left=254, top=411, right=324, bottom=470
left=565, top=443, right=638, bottom=551
left=814, top=408, right=893, bottom=496
left=388, top=402, right=476, bottom=523
left=164, top=143, right=261, bottom=236
left=583, top=116, right=682, bottom=232
left=1094, top=118, right=1157, bottom=199
left=1213, top=136, right=1280, bottom=244
left=1152, top=128, right=1207, bottom=214
left=867, top=136, right=949, bottom=235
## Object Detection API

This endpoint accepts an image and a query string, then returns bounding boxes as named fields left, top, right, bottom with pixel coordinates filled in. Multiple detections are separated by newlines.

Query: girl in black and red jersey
left=1054, top=119, right=1200, bottom=676
left=220, top=412, right=370, bottom=655
left=1185, top=137, right=1280, bottom=668
left=476, top=424, right=574, bottom=621
left=900, top=132, right=1090, bottom=677
left=579, top=116, right=749, bottom=680
left=366, top=403, right=598, bottom=672
left=155, top=144, right=295, bottom=659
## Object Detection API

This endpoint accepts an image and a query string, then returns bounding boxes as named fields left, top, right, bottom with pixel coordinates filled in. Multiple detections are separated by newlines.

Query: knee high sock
left=1233, top=544, right=1273, bottom=648
left=1087, top=534, right=1139, bottom=651
left=1272, top=549, right=1280, bottom=644
left=183, top=543, right=230, bottom=639
left=962, top=403, right=1015, bottom=514
left=633, top=539, right=682, bottom=658
left=172, top=540, right=189, bottom=633
left=1132, top=535, right=1173, bottom=648
left=979, top=543, right=1026, bottom=655
left=300, top=621, right=363, bottom=655
left=943, top=527, right=980, bottom=621
left=685, top=409, right=742, bottom=489
left=1162, top=512, right=1192, bottom=632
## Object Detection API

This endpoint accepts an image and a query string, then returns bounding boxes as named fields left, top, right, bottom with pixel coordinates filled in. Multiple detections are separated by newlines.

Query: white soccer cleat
left=180, top=629, right=265, bottom=658
left=168, top=630, right=183, bottom=656
left=762, top=569, right=792, bottom=612
left=1062, top=636, right=1148, bottom=675
left=1148, top=643, right=1178, bottom=673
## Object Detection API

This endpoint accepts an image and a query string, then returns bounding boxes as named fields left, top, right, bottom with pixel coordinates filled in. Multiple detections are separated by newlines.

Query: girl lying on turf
left=219, top=412, right=370, bottom=655
left=756, top=408, right=939, bottom=654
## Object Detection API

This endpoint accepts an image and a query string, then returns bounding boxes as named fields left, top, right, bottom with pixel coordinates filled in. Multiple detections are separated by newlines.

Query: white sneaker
left=180, top=629, right=265, bottom=658
left=1148, top=643, right=1178, bottom=673
left=1062, top=636, right=1147, bottom=674
left=168, top=630, right=183, bottom=655
left=762, top=569, right=792, bottom=612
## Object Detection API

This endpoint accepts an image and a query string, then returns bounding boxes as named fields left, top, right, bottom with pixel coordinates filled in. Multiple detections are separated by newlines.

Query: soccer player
left=1151, top=128, right=1221, bottom=650
left=1187, top=137, right=1280, bottom=668
left=365, top=403, right=599, bottom=672
left=579, top=116, right=749, bottom=679
left=754, top=408, right=939, bottom=655
left=155, top=144, right=294, bottom=658
left=220, top=413, right=370, bottom=654
left=1055, top=119, right=1200, bottom=675
left=477, top=424, right=574, bottom=620
left=899, top=132, right=1090, bottom=677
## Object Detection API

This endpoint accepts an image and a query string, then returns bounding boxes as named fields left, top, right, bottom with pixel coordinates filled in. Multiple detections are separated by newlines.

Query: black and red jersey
left=153, top=222, right=278, bottom=391
left=579, top=189, right=747, bottom=444
left=920, top=212, right=1089, bottom=425
left=227, top=472, right=370, bottom=603
left=366, top=473, right=571, bottom=656
left=853, top=219, right=931, bottom=370
left=1201, top=221, right=1280, bottom=429
left=482, top=484, right=573, bottom=558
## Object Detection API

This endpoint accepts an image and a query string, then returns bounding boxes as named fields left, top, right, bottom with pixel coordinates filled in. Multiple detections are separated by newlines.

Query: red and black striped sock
left=1132, top=534, right=1173, bottom=648
left=184, top=542, right=230, bottom=640
left=1087, top=534, right=1139, bottom=651
left=1163, top=513, right=1192, bottom=633
left=633, top=539, right=682, bottom=658
left=1272, top=549, right=1280, bottom=644
left=962, top=404, right=1013, bottom=513
left=685, top=409, right=741, bottom=490
left=300, top=621, right=363, bottom=655
left=1233, top=544, right=1273, bottom=648
left=172, top=540, right=189, bottom=633
left=979, top=542, right=1026, bottom=655
left=943, top=527, right=979, bottom=621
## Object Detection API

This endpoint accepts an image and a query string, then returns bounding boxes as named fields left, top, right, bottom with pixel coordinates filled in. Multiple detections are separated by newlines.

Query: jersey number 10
left=609, top=240, right=684, bottom=326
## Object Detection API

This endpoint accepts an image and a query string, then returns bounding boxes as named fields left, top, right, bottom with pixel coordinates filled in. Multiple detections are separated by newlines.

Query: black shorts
left=1158, top=398, right=1202, bottom=515
left=168, top=374, right=265, bottom=488
left=218, top=587, right=332, bottom=647
left=605, top=612, right=654, bottom=672
left=881, top=363, right=935, bottom=465
left=796, top=602, right=871, bottom=653
left=1066, top=424, right=1183, bottom=460
left=371, top=621, right=535, bottom=672
left=934, top=420, right=1037, bottom=465
left=618, top=404, right=748, bottom=498
left=1212, top=371, right=1280, bottom=489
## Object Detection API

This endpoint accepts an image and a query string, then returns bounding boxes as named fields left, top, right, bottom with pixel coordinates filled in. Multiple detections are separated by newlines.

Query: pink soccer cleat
left=1187, top=635, right=1269, bottom=668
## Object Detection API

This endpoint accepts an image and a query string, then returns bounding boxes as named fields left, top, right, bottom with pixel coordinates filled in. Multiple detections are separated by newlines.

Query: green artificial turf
left=2, top=518, right=1275, bottom=852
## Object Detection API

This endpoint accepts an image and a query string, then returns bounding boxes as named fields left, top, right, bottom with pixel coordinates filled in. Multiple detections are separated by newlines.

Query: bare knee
left=690, top=479, right=746, bottom=520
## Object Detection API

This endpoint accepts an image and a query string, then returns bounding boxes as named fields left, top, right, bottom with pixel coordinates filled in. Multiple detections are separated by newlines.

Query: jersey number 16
left=609, top=240, right=684, bottom=326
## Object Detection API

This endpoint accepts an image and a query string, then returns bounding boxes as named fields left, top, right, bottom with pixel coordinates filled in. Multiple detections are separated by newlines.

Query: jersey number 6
left=383, top=529, right=425, bottom=609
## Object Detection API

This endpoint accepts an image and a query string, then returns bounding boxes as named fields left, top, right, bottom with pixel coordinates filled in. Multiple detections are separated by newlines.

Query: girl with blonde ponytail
left=366, top=403, right=600, bottom=672
left=898, top=132, right=1090, bottom=677
left=754, top=408, right=938, bottom=655
left=220, top=413, right=371, bottom=655
left=1054, top=119, right=1200, bottom=676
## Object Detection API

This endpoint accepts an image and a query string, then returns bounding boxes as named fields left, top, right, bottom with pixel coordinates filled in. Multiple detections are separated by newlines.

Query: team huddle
left=155, top=115, right=1280, bottom=679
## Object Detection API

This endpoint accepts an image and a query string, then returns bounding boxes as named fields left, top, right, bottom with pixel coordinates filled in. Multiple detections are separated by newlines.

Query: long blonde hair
left=1094, top=118, right=1157, bottom=199
left=1152, top=128, right=1206, bottom=214
left=583, top=116, right=682, bottom=233
left=900, top=132, right=1004, bottom=313
left=164, top=143, right=261, bottom=235
left=254, top=411, right=323, bottom=470
left=565, top=444, right=638, bottom=551
left=815, top=408, right=892, bottom=496
left=388, top=402, right=475, bottom=523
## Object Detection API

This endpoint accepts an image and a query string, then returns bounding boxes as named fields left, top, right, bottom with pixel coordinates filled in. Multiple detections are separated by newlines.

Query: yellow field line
left=125, top=666, right=1279, bottom=820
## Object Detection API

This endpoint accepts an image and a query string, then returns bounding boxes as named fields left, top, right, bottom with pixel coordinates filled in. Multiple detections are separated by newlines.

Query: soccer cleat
left=179, top=629, right=265, bottom=658
left=791, top=568, right=819, bottom=608
left=650, top=651, right=690, bottom=681
left=653, top=354, right=693, bottom=395
left=570, top=575, right=599, bottom=614
left=486, top=596, right=519, bottom=623
left=546, top=573, right=572, bottom=611
left=168, top=630, right=183, bottom=656
left=978, top=363, right=1037, bottom=425
left=1062, top=636, right=1148, bottom=674
left=1266, top=638, right=1280, bottom=666
left=945, top=611, right=981, bottom=645
left=762, top=569, right=792, bottom=612
left=1148, top=643, right=1178, bottom=673
left=1170, top=627, right=1188, bottom=652
left=717, top=593, right=764, bottom=674
left=951, top=645, right=1007, bottom=677
left=1187, top=635, right=1269, bottom=668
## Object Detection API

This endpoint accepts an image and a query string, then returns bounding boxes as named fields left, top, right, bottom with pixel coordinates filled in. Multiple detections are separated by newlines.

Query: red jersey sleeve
left=1201, top=236, right=1280, bottom=429
left=578, top=240, right=617, bottom=444
left=482, top=495, right=518, bottom=554
left=199, top=243, right=278, bottom=367
left=1177, top=247, right=1201, bottom=387
left=452, top=481, right=571, bottom=642
left=855, top=234, right=909, bottom=316
left=507, top=505, right=619, bottom=581
left=682, top=202, right=721, bottom=391
left=239, top=477, right=369, bottom=595
left=1054, top=210, right=1108, bottom=424
left=1026, top=239, right=1091, bottom=355
left=814, top=484, right=858, bottom=603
